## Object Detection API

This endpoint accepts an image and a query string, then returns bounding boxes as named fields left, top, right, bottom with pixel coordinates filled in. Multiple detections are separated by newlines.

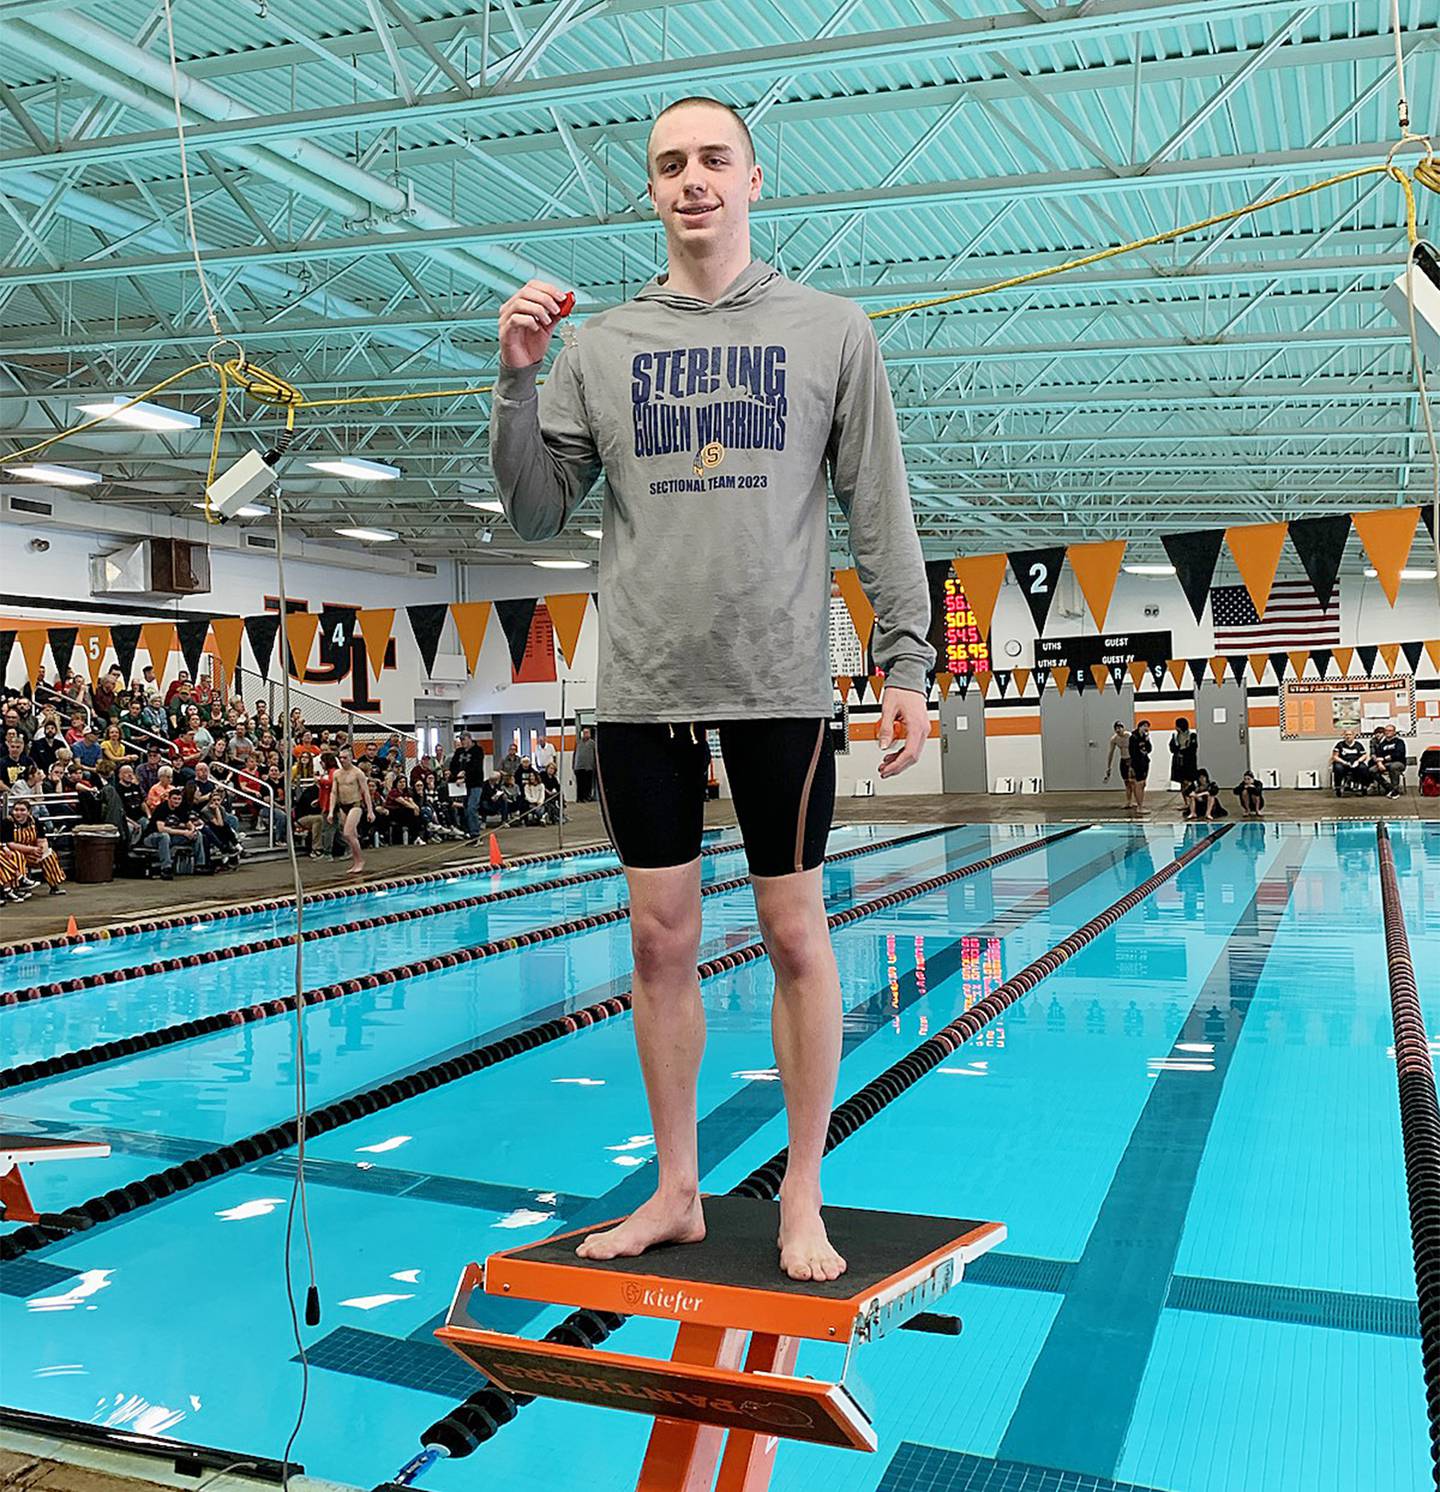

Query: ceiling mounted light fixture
left=308, top=457, right=401, bottom=481
left=465, top=499, right=504, bottom=512
left=77, top=397, right=199, bottom=431
left=6, top=462, right=102, bottom=487
left=532, top=559, right=589, bottom=569
left=1123, top=563, right=1176, bottom=576
left=336, top=526, right=399, bottom=542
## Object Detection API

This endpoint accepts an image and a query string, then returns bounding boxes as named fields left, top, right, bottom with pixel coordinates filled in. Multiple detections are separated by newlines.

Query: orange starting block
left=437, top=1197, right=1004, bottom=1491
left=0, top=1133, right=111, bottom=1224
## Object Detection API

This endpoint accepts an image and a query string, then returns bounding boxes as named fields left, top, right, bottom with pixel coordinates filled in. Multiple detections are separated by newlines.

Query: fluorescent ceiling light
left=532, top=559, right=589, bottom=569
left=581, top=527, right=604, bottom=540
left=308, top=457, right=401, bottom=481
left=465, top=499, right=504, bottom=512
left=1365, top=567, right=1436, bottom=580
left=6, top=462, right=102, bottom=487
left=78, top=397, right=199, bottom=431
left=336, top=526, right=398, bottom=542
left=192, top=499, right=268, bottom=519
left=1123, top=563, right=1176, bottom=576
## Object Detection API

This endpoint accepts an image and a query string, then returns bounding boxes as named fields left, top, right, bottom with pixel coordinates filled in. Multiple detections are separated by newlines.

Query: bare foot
left=577, top=1190, right=706, bottom=1261
left=778, top=1190, right=846, bottom=1282
left=346, top=862, right=365, bottom=875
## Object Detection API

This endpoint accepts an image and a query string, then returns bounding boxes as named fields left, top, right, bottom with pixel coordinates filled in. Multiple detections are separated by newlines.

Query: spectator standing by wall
left=573, top=726, right=597, bottom=802
left=1103, top=720, right=1134, bottom=809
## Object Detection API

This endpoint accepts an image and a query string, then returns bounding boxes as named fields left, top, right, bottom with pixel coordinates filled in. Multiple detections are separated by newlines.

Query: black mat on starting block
left=515, top=1197, right=988, bottom=1299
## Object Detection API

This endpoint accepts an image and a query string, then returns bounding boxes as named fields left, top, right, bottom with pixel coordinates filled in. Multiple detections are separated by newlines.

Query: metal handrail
left=232, top=666, right=415, bottom=753
left=34, top=681, right=95, bottom=732
left=206, top=762, right=280, bottom=850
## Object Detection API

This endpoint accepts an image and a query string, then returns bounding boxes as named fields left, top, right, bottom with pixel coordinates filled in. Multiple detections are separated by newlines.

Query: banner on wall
left=1279, top=676, right=1417, bottom=739
left=1034, top=631, right=1172, bottom=672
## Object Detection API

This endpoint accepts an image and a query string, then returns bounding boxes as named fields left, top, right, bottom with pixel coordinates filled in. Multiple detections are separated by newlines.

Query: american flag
left=1210, top=579, right=1340, bottom=652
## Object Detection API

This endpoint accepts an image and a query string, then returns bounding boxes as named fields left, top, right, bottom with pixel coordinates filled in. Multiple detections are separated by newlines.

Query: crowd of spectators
left=0, top=663, right=570, bottom=897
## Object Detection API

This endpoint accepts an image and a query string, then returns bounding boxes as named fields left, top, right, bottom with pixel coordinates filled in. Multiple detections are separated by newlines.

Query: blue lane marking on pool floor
left=996, top=836, right=1311, bottom=1480
left=878, top=1443, right=1169, bottom=1492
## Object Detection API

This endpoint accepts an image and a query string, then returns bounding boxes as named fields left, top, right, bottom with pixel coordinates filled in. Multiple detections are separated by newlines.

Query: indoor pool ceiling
left=0, top=0, right=1435, bottom=562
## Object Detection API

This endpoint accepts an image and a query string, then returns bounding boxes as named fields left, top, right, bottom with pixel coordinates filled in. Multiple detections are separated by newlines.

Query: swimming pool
left=0, top=820, right=1427, bottom=1492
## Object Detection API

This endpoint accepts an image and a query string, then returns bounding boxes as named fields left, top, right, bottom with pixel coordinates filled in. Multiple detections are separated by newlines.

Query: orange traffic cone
left=65, top=915, right=79, bottom=936
left=488, top=832, right=503, bottom=869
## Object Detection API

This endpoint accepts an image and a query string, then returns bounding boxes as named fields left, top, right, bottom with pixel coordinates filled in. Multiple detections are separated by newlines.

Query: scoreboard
left=944, top=577, right=991, bottom=676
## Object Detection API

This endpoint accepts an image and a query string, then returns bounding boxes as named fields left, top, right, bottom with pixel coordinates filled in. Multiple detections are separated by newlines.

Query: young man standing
left=491, top=97, right=932, bottom=1281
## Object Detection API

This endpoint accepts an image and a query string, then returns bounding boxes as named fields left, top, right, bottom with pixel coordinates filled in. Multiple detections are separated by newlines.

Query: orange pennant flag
left=933, top=672, right=952, bottom=700
left=449, top=602, right=492, bottom=674
left=1380, top=643, right=1400, bottom=674
left=283, top=610, right=320, bottom=678
left=834, top=570, right=875, bottom=652
left=545, top=594, right=589, bottom=669
left=869, top=673, right=886, bottom=702
left=75, top=624, right=110, bottom=686
left=835, top=675, right=854, bottom=702
left=1166, top=659, right=1187, bottom=689
left=1333, top=646, right=1354, bottom=676
left=356, top=608, right=395, bottom=682
left=1224, top=520, right=1289, bottom=617
left=1248, top=653, right=1269, bottom=684
left=1210, top=656, right=1228, bottom=686
left=209, top=617, right=245, bottom=695
left=1013, top=667, right=1031, bottom=696
left=1289, top=650, right=1311, bottom=680
left=1352, top=507, right=1420, bottom=606
left=17, top=629, right=48, bottom=687
left=140, top=622, right=175, bottom=682
left=951, top=554, right=1008, bottom=638
left=1128, top=660, right=1148, bottom=690
left=1090, top=664, right=1109, bottom=692
left=1051, top=665, right=1071, bottom=696
left=977, top=669, right=995, bottom=697
left=1067, top=540, right=1127, bottom=631
left=1427, top=641, right=1440, bottom=673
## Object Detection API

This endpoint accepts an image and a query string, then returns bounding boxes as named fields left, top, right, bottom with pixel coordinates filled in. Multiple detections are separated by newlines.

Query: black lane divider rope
left=0, top=824, right=1087, bottom=1260
left=416, top=822, right=1230, bottom=1462
left=0, top=831, right=748, bottom=962
left=1, top=824, right=956, bottom=1008
left=0, top=825, right=970, bottom=1089
left=1375, top=823, right=1440, bottom=1490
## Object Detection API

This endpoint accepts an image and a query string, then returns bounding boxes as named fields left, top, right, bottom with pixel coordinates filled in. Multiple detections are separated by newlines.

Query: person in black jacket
left=1370, top=724, right=1408, bottom=798
left=1168, top=718, right=1199, bottom=805
left=1128, top=720, right=1153, bottom=812
left=448, top=731, right=488, bottom=840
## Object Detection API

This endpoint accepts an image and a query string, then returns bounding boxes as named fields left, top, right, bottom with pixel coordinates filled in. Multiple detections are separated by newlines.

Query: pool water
left=0, top=820, right=1427, bottom=1492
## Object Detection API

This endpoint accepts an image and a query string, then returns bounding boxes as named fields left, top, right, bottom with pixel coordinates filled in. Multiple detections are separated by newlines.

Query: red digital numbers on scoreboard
left=944, top=578, right=991, bottom=677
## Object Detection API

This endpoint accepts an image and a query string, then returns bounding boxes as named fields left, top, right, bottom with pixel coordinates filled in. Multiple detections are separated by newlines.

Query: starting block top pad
left=483, top=1196, right=1004, bottom=1342
left=0, top=1133, right=110, bottom=1169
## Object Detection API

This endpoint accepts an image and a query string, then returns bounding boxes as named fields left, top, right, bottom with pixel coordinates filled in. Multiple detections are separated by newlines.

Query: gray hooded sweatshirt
left=489, top=259, right=933, bottom=723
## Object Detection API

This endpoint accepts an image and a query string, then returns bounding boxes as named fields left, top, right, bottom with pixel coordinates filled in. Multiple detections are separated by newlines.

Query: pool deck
left=1, top=789, right=1431, bottom=943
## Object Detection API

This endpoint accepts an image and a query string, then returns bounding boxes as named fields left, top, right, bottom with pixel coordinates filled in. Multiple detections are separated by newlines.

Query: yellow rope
left=6, top=158, right=1434, bottom=460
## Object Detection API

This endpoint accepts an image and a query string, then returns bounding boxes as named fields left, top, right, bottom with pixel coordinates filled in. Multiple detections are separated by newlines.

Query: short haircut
left=1137, top=719, right=1150, bottom=728
left=1176, top=717, right=1189, bottom=730
left=649, top=96, right=755, bottom=172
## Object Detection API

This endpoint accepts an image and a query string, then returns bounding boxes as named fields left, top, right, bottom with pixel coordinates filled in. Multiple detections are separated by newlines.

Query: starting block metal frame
left=437, top=1197, right=1004, bottom=1492
left=0, top=1133, right=110, bottom=1223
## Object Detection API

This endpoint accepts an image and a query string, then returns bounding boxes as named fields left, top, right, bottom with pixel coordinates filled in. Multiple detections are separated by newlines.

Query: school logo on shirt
left=631, top=346, right=787, bottom=491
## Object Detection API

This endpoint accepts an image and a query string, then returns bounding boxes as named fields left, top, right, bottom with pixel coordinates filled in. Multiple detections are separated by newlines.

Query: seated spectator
left=195, top=787, right=241, bottom=870
left=64, top=710, right=88, bottom=746
left=145, top=765, right=177, bottom=816
left=298, top=752, right=338, bottom=858
left=1331, top=729, right=1375, bottom=795
left=292, top=731, right=321, bottom=777
left=10, top=764, right=46, bottom=807
left=258, top=763, right=291, bottom=845
left=0, top=838, right=36, bottom=903
left=115, top=762, right=146, bottom=842
left=164, top=669, right=192, bottom=707
left=189, top=760, right=219, bottom=810
left=1234, top=770, right=1266, bottom=816
left=1370, top=724, right=1407, bottom=799
left=71, top=760, right=109, bottom=824
left=91, top=668, right=121, bottom=721
left=100, top=722, right=134, bottom=768
left=0, top=727, right=32, bottom=784
left=146, top=786, right=207, bottom=879
left=1183, top=769, right=1227, bottom=821
left=72, top=725, right=103, bottom=768
left=385, top=771, right=426, bottom=844
left=375, top=732, right=405, bottom=767
left=13, top=697, right=36, bottom=742
left=29, top=718, right=64, bottom=773
left=140, top=691, right=168, bottom=735
left=136, top=744, right=170, bottom=795
left=1, top=796, right=67, bottom=895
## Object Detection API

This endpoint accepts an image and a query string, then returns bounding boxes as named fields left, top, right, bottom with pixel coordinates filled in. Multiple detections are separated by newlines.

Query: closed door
left=939, top=689, right=987, bottom=792
left=1190, top=679, right=1250, bottom=785
left=1042, top=686, right=1134, bottom=789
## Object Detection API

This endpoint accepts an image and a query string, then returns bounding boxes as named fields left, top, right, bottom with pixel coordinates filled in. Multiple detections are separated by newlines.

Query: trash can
left=72, top=824, right=120, bottom=884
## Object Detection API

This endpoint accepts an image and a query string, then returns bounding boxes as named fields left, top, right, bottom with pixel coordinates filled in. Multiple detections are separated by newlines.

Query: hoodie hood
left=633, top=258, right=780, bottom=313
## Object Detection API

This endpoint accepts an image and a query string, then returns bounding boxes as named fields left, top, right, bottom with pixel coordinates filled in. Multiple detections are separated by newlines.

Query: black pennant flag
left=1033, top=665, right=1051, bottom=695
left=0, top=631, right=15, bottom=690
left=1148, top=659, right=1167, bottom=688
left=1109, top=661, right=1129, bottom=691
left=1356, top=644, right=1379, bottom=677
left=923, top=559, right=956, bottom=669
left=1187, top=658, right=1209, bottom=690
left=1311, top=648, right=1333, bottom=680
left=319, top=605, right=357, bottom=658
left=1425, top=506, right=1436, bottom=545
left=954, top=670, right=971, bottom=698
left=1403, top=640, right=1425, bottom=672
left=175, top=618, right=209, bottom=682
left=1162, top=530, right=1225, bottom=623
left=1008, top=547, right=1066, bottom=634
left=110, top=623, right=141, bottom=681
left=47, top=627, right=77, bottom=682
left=1287, top=514, right=1351, bottom=611
left=244, top=613, right=280, bottom=682
left=406, top=603, right=449, bottom=678
left=992, top=670, right=1011, bottom=699
left=1270, top=652, right=1290, bottom=683
left=494, top=598, right=539, bottom=674
left=1073, top=665, right=1088, bottom=693
left=1227, top=655, right=1248, bottom=685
